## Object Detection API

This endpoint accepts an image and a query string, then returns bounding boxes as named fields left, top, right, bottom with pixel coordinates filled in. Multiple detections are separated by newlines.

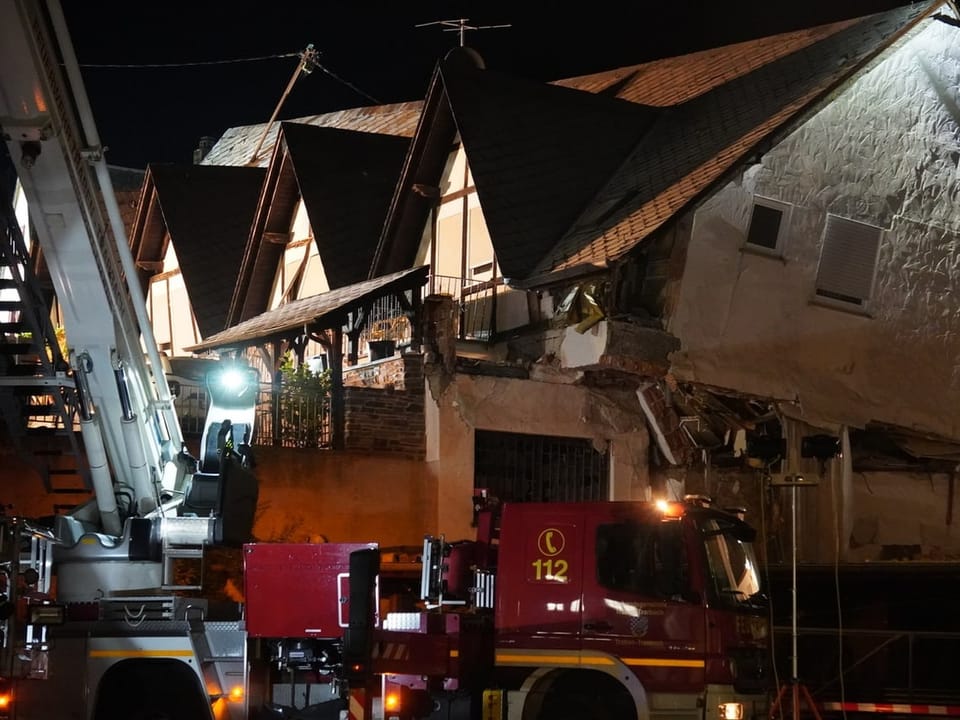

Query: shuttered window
left=814, top=215, right=882, bottom=306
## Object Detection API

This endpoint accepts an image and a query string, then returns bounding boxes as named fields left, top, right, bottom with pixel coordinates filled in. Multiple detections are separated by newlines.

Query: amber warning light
left=384, top=692, right=401, bottom=712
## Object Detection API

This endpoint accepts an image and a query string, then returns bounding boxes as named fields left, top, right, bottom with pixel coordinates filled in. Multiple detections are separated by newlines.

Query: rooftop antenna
left=415, top=18, right=511, bottom=48
left=247, top=44, right=320, bottom=166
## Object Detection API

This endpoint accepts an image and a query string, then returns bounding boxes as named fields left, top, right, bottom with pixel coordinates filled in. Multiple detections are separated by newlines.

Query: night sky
left=60, top=1, right=922, bottom=170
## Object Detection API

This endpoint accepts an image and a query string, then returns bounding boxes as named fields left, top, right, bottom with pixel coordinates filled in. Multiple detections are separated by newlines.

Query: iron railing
left=428, top=274, right=498, bottom=341
left=255, top=386, right=331, bottom=448
left=772, top=626, right=960, bottom=708
left=173, top=380, right=332, bottom=449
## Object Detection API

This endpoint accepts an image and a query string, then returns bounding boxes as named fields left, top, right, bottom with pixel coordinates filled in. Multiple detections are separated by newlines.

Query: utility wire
left=78, top=51, right=380, bottom=105
left=78, top=52, right=300, bottom=68
left=314, top=62, right=380, bottom=104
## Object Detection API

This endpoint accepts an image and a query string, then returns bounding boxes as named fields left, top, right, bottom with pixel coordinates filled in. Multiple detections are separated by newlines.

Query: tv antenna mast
left=416, top=18, right=511, bottom=47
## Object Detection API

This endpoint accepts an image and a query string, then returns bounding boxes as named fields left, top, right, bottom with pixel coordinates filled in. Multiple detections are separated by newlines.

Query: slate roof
left=281, top=123, right=409, bottom=290
left=553, top=19, right=861, bottom=105
left=188, top=265, right=429, bottom=353
left=537, top=3, right=935, bottom=276
left=132, top=164, right=266, bottom=338
left=182, top=3, right=936, bottom=345
left=442, top=57, right=660, bottom=281
left=202, top=101, right=422, bottom=168
left=372, top=3, right=937, bottom=285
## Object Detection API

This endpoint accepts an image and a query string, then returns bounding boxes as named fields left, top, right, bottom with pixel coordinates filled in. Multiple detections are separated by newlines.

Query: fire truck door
left=495, top=505, right=584, bottom=652
left=579, top=513, right=706, bottom=692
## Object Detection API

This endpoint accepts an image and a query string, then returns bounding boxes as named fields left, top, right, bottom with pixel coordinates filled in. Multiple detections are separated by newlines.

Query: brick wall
left=343, top=353, right=425, bottom=459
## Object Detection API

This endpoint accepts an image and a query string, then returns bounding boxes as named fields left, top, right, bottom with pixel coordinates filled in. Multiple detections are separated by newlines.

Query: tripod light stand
left=769, top=473, right=821, bottom=720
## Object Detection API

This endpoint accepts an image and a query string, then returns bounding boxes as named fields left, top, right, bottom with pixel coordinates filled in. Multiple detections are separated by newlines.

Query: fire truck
left=242, top=494, right=771, bottom=720
left=0, top=0, right=772, bottom=718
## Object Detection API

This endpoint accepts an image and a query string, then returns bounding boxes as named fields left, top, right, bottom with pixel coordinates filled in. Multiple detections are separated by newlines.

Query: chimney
left=193, top=136, right=215, bottom=164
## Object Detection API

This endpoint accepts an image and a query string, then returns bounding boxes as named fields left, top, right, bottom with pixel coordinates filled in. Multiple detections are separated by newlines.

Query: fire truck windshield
left=700, top=517, right=764, bottom=609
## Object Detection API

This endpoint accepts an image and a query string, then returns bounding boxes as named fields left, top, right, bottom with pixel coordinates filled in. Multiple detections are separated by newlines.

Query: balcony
left=427, top=274, right=501, bottom=341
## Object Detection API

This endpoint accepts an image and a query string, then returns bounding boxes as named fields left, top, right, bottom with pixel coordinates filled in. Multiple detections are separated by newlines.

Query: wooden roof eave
left=187, top=265, right=429, bottom=354
left=370, top=62, right=453, bottom=278
left=227, top=133, right=290, bottom=327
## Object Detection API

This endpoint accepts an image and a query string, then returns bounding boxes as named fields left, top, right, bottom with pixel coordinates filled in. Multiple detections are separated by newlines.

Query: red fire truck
left=243, top=494, right=771, bottom=720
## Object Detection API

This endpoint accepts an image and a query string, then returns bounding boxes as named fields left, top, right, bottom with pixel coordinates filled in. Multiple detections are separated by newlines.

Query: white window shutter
left=815, top=215, right=882, bottom=305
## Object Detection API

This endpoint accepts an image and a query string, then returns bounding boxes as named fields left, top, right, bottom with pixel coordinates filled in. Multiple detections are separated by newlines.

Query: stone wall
left=343, top=353, right=425, bottom=459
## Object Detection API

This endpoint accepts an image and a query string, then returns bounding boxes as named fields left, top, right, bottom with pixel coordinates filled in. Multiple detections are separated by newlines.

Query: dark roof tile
left=147, top=164, right=266, bottom=337
left=187, top=265, right=428, bottom=353
left=537, top=3, right=935, bottom=275
left=281, top=123, right=409, bottom=289
left=203, top=101, right=422, bottom=167
left=441, top=52, right=660, bottom=280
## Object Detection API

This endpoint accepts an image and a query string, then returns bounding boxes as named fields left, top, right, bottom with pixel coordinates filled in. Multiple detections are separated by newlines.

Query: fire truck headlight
left=719, top=702, right=744, bottom=720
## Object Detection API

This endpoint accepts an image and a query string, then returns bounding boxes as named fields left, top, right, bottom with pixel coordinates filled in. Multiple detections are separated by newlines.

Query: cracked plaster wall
left=670, top=17, right=960, bottom=557
left=427, top=372, right=651, bottom=540
left=670, top=17, right=960, bottom=441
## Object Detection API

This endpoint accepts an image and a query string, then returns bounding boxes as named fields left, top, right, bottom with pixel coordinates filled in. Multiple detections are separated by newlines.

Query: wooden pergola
left=186, top=266, right=429, bottom=449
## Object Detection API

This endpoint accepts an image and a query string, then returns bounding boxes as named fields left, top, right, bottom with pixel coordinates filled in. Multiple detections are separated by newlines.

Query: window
left=474, top=430, right=609, bottom=502
left=596, top=518, right=688, bottom=599
left=814, top=215, right=882, bottom=307
left=745, top=196, right=791, bottom=253
left=700, top=517, right=762, bottom=609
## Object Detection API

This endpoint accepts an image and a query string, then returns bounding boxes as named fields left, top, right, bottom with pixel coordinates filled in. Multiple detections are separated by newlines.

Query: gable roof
left=131, top=164, right=266, bottom=338
left=537, top=3, right=937, bottom=276
left=372, top=3, right=937, bottom=286
left=373, top=48, right=660, bottom=281
left=188, top=265, right=429, bottom=354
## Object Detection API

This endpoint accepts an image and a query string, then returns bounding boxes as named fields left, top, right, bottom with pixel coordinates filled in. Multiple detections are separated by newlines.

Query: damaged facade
left=120, top=1, right=960, bottom=561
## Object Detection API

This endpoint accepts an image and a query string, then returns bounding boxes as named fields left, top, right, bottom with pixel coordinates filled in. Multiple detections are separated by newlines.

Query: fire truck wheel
left=533, top=670, right=637, bottom=720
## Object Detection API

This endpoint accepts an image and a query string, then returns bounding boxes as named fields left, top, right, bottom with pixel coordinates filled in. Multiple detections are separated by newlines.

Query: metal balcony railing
left=255, top=386, right=331, bottom=449
left=427, top=274, right=498, bottom=341
left=173, top=381, right=332, bottom=449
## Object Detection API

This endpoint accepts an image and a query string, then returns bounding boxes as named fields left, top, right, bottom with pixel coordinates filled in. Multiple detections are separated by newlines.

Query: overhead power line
left=78, top=47, right=380, bottom=106
left=78, top=52, right=300, bottom=69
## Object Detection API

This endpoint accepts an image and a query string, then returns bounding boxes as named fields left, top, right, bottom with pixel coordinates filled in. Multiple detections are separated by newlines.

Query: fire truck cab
left=367, top=496, right=771, bottom=720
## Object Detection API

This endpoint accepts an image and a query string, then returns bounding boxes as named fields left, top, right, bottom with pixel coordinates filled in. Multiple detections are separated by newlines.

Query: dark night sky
left=60, top=1, right=922, bottom=170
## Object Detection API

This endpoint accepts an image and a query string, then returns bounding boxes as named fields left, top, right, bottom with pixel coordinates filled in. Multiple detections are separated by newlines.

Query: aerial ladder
left=0, top=0, right=259, bottom=717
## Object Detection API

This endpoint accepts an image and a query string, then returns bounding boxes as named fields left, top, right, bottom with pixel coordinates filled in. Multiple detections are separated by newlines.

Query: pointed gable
left=440, top=49, right=660, bottom=280
left=282, top=123, right=409, bottom=289
left=230, top=123, right=411, bottom=325
left=144, top=164, right=265, bottom=337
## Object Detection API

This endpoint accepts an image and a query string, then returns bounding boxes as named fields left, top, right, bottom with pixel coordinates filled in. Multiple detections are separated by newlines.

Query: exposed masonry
left=343, top=354, right=425, bottom=459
